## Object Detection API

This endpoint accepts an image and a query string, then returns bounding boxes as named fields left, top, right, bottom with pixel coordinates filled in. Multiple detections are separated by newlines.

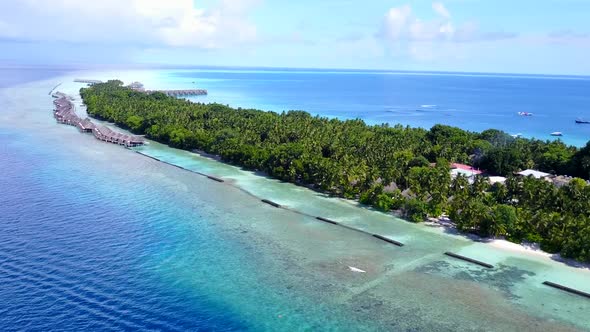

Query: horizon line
left=1, top=62, right=590, bottom=79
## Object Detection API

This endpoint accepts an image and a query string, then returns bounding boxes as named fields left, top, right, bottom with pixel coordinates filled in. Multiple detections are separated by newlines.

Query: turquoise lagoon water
left=0, top=68, right=589, bottom=331
left=61, top=67, right=590, bottom=146
left=160, top=68, right=590, bottom=147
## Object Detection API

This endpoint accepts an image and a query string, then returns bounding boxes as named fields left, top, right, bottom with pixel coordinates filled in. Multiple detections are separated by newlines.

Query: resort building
left=514, top=170, right=588, bottom=188
left=129, top=82, right=145, bottom=91
left=488, top=176, right=507, bottom=185
left=451, top=163, right=482, bottom=176
left=550, top=175, right=574, bottom=188
left=516, top=169, right=551, bottom=179
left=52, top=93, right=144, bottom=148
left=450, top=163, right=482, bottom=183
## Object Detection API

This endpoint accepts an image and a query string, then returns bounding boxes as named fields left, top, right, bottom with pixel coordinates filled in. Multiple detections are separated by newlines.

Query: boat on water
left=518, top=112, right=533, bottom=116
left=575, top=118, right=590, bottom=124
left=551, top=132, right=563, bottom=137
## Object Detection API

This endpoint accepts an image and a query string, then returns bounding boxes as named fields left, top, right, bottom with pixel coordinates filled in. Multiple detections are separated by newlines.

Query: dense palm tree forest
left=81, top=81, right=590, bottom=262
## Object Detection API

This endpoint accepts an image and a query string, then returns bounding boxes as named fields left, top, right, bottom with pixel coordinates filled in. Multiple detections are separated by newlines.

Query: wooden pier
left=145, top=89, right=208, bottom=97
left=127, top=80, right=207, bottom=97
left=52, top=91, right=69, bottom=99
left=48, top=83, right=62, bottom=96
left=52, top=92, right=144, bottom=147
left=74, top=79, right=103, bottom=84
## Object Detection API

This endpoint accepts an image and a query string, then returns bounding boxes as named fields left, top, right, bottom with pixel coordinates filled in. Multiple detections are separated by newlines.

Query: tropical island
left=81, top=80, right=590, bottom=263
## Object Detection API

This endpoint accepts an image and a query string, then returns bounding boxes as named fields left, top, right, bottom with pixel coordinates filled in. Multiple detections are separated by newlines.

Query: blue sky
left=1, top=0, right=589, bottom=75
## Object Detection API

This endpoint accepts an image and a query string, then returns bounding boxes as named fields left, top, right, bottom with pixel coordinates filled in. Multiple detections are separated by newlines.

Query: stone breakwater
left=52, top=92, right=144, bottom=147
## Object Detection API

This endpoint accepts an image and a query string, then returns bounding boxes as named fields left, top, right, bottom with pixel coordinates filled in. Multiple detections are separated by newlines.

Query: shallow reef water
left=0, top=69, right=589, bottom=331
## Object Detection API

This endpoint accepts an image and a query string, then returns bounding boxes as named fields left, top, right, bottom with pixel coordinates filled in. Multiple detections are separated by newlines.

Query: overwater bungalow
left=51, top=92, right=144, bottom=147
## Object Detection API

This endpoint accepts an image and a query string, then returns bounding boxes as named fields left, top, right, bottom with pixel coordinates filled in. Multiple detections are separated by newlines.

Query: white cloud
left=378, top=2, right=457, bottom=43
left=408, top=19, right=454, bottom=41
left=377, top=2, right=516, bottom=61
left=0, top=0, right=260, bottom=49
left=381, top=5, right=412, bottom=41
left=432, top=2, right=451, bottom=19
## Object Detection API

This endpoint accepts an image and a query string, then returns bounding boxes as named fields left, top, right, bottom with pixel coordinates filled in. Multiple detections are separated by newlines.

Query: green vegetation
left=81, top=81, right=590, bottom=263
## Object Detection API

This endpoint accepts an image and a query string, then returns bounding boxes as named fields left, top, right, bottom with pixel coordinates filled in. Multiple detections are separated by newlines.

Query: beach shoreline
left=426, top=217, right=590, bottom=271
left=160, top=140, right=590, bottom=272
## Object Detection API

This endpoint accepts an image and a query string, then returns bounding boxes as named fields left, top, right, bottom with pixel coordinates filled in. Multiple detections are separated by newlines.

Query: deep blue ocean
left=0, top=69, right=247, bottom=331
left=0, top=131, right=248, bottom=331
left=161, top=68, right=590, bottom=147
left=1, top=67, right=590, bottom=331
left=0, top=68, right=250, bottom=331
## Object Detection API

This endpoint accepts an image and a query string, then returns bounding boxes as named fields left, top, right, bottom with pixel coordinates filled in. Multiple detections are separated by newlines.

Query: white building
left=488, top=176, right=507, bottom=184
left=516, top=169, right=551, bottom=179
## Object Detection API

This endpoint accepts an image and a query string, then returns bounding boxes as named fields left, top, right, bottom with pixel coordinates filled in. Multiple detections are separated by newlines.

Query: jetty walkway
left=52, top=92, right=144, bottom=147
left=75, top=80, right=207, bottom=96
left=128, top=81, right=207, bottom=96
left=74, top=79, right=103, bottom=84
left=144, top=89, right=208, bottom=97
